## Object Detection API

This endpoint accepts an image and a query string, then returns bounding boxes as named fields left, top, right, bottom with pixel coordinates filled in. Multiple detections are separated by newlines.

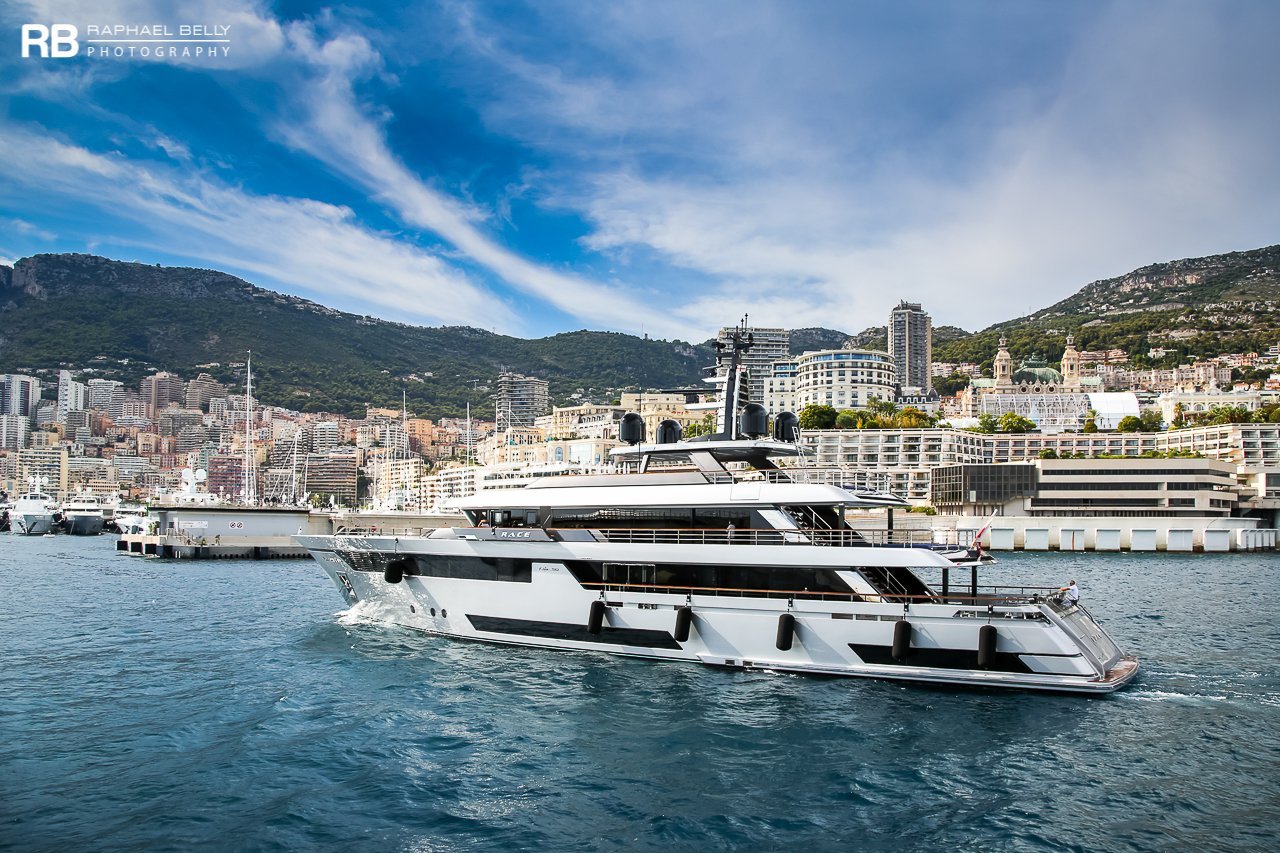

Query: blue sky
left=1, top=1, right=1277, bottom=342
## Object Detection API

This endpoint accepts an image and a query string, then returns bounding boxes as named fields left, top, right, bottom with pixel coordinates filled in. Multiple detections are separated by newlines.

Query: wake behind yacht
left=298, top=327, right=1138, bottom=694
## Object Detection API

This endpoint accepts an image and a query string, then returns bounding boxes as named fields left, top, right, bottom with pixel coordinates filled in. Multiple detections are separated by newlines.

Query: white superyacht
left=11, top=480, right=57, bottom=536
left=298, top=330, right=1138, bottom=694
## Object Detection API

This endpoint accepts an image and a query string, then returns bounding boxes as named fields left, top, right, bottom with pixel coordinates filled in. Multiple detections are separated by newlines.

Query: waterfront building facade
left=889, top=301, right=932, bottom=393
left=0, top=414, right=31, bottom=450
left=56, top=370, right=86, bottom=424
left=0, top=373, right=40, bottom=420
left=766, top=349, right=897, bottom=413
left=141, top=371, right=185, bottom=416
left=931, top=458, right=1238, bottom=519
left=495, top=371, right=550, bottom=429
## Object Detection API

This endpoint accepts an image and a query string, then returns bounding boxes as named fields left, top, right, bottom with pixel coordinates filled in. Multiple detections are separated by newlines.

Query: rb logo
left=21, top=24, right=80, bottom=58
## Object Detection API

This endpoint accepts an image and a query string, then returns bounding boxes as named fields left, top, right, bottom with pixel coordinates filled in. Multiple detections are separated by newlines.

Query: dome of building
left=1012, top=354, right=1062, bottom=385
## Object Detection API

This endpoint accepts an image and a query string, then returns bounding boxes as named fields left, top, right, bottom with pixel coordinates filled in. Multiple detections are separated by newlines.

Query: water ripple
left=3, top=537, right=1280, bottom=849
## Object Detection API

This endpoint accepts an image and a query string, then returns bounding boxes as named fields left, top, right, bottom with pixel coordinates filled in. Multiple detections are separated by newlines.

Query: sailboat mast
left=244, top=351, right=256, bottom=505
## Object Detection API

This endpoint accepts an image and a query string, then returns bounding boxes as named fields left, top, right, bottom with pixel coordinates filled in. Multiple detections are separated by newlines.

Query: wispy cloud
left=267, top=21, right=709, bottom=341
left=5, top=218, right=57, bottom=241
left=443, top=1, right=1280, bottom=332
left=0, top=124, right=514, bottom=330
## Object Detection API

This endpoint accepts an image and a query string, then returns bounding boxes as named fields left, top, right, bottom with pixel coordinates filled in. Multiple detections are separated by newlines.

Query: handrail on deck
left=579, top=579, right=1048, bottom=605
left=592, top=526, right=940, bottom=547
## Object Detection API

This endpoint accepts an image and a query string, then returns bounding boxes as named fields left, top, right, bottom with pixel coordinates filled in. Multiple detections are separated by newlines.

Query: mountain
left=4, top=243, right=1275, bottom=414
left=933, top=244, right=1280, bottom=370
left=0, top=254, right=717, bottom=418
left=788, top=327, right=854, bottom=353
left=1020, top=244, right=1280, bottom=322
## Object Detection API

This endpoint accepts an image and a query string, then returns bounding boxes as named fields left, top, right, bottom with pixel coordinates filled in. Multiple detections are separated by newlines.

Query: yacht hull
left=300, top=535, right=1138, bottom=695
left=15, top=513, right=54, bottom=535
left=64, top=513, right=106, bottom=535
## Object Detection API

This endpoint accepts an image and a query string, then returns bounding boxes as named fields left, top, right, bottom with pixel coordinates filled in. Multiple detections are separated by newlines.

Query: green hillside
left=0, top=254, right=717, bottom=418
left=935, top=244, right=1280, bottom=370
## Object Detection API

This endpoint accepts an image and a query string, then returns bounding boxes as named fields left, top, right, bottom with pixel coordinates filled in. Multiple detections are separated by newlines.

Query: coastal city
left=4, top=299, right=1280, bottom=551
left=6, top=2, right=1280, bottom=850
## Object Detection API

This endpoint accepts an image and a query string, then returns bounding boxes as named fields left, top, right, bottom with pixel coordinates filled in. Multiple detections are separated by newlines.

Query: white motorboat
left=61, top=492, right=107, bottom=535
left=297, top=327, right=1138, bottom=694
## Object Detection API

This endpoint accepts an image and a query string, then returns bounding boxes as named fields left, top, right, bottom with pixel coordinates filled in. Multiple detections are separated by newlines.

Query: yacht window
left=403, top=555, right=532, bottom=583
left=564, top=560, right=850, bottom=597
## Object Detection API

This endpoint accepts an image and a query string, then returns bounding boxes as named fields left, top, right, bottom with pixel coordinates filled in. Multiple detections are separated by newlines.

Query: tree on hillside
left=682, top=411, right=718, bottom=438
left=835, top=409, right=858, bottom=429
left=798, top=404, right=838, bottom=430
left=934, top=373, right=971, bottom=397
left=1116, top=415, right=1143, bottom=433
left=866, top=396, right=899, bottom=419
left=998, top=412, right=1036, bottom=433
left=971, top=413, right=999, bottom=434
left=897, top=406, right=932, bottom=428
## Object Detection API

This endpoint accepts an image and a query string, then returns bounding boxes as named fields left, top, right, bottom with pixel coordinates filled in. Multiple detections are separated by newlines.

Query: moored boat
left=61, top=493, right=107, bottom=535
left=12, top=490, right=56, bottom=536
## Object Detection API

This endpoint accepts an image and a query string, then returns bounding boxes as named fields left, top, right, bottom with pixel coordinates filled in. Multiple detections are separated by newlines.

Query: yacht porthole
left=441, top=609, right=448, bottom=618
left=430, top=607, right=436, bottom=617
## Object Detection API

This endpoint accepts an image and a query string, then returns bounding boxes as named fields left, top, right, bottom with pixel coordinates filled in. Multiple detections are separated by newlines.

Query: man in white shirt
left=1059, top=579, right=1080, bottom=606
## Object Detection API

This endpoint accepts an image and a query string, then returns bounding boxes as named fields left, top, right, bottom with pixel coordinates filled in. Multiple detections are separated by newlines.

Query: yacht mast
left=716, top=317, right=753, bottom=439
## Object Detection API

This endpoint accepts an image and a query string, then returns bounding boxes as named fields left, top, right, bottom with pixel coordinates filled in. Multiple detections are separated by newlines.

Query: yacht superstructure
left=298, top=326, right=1138, bottom=694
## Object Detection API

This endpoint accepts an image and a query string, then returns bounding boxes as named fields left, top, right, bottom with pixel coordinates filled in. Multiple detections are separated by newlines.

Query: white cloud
left=268, top=21, right=709, bottom=342
left=446, top=1, right=1280, bottom=334
left=0, top=124, right=514, bottom=330
left=5, top=218, right=57, bottom=240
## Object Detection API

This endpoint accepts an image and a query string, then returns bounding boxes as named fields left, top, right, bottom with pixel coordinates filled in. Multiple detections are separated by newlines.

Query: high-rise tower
left=889, top=301, right=932, bottom=394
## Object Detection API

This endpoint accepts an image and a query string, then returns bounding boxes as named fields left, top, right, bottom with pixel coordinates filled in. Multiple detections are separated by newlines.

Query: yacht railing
left=580, top=580, right=1057, bottom=606
left=331, top=524, right=951, bottom=548
left=591, top=527, right=940, bottom=547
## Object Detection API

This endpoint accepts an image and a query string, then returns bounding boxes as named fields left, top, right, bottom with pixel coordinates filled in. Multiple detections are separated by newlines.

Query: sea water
left=3, top=535, right=1279, bottom=851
